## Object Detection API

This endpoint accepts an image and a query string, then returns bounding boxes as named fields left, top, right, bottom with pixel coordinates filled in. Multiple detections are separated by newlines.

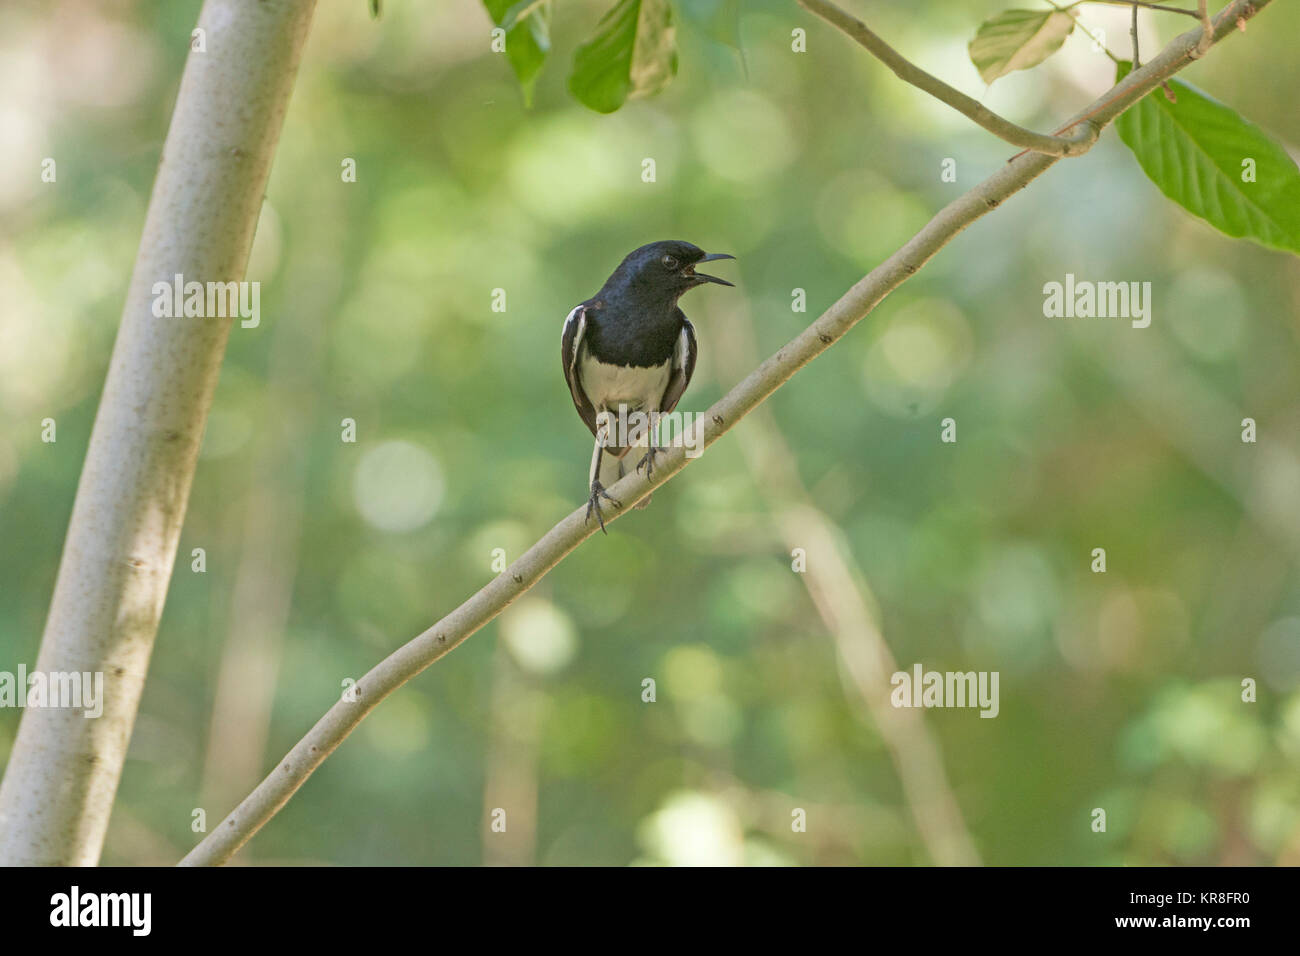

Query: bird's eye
left=661, top=254, right=679, bottom=270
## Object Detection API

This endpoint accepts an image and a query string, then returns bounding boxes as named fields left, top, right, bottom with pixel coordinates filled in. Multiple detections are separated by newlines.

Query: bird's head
left=612, top=240, right=735, bottom=301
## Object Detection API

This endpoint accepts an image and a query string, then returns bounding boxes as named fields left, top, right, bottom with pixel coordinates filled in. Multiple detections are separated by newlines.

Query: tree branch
left=0, top=0, right=318, bottom=867
left=1132, top=1, right=1143, bottom=68
left=1074, top=0, right=1202, bottom=18
left=180, top=0, right=1270, bottom=867
left=1194, top=0, right=1216, bottom=55
left=796, top=0, right=1099, bottom=157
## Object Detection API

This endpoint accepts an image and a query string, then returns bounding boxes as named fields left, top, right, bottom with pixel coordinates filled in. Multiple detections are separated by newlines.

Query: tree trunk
left=0, top=0, right=317, bottom=866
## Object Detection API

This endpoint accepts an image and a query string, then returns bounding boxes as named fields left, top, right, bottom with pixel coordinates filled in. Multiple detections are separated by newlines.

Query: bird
left=561, top=240, right=735, bottom=533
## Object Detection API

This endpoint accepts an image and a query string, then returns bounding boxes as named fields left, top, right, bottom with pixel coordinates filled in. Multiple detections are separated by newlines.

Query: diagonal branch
left=180, top=0, right=1270, bottom=866
left=797, top=0, right=1099, bottom=157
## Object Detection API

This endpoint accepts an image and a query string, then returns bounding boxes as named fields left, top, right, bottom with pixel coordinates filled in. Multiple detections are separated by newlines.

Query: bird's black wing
left=659, top=313, right=697, bottom=415
left=561, top=304, right=599, bottom=437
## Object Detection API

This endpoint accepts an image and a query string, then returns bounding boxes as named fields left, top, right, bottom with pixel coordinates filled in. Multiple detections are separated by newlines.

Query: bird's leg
left=587, top=480, right=619, bottom=534
left=586, top=432, right=620, bottom=534
left=635, top=410, right=661, bottom=479
left=635, top=444, right=660, bottom=480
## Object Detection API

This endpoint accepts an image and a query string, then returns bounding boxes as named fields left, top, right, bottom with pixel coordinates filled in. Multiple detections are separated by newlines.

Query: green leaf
left=1115, top=61, right=1300, bottom=255
left=968, top=9, right=1074, bottom=85
left=484, top=0, right=552, bottom=107
left=569, top=0, right=679, bottom=114
left=370, top=0, right=382, bottom=19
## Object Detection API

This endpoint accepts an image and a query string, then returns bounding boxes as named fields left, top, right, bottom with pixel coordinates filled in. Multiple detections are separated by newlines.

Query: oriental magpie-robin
left=561, top=240, right=735, bottom=532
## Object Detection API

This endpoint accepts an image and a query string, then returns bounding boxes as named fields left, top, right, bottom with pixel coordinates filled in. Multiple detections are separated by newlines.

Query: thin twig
left=1005, top=2, right=1228, bottom=168
left=179, top=0, right=1270, bottom=867
left=1195, top=0, right=1215, bottom=54
left=1070, top=0, right=1202, bottom=17
left=1133, top=2, right=1142, bottom=66
left=797, top=0, right=1099, bottom=157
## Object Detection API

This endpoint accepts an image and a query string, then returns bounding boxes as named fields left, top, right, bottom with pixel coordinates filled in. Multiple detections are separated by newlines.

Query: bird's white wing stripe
left=562, top=305, right=587, bottom=379
left=673, top=325, right=690, bottom=369
left=562, top=305, right=583, bottom=343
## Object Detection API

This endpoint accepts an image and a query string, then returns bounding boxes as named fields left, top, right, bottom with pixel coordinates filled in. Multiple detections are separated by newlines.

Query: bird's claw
left=585, top=480, right=621, bottom=534
left=635, top=446, right=661, bottom=480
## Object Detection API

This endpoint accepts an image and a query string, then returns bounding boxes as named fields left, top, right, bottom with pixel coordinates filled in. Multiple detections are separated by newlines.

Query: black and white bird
left=561, top=240, right=735, bottom=532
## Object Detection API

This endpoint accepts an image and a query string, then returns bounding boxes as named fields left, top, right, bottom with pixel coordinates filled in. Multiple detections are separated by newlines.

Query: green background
left=1, top=0, right=1298, bottom=865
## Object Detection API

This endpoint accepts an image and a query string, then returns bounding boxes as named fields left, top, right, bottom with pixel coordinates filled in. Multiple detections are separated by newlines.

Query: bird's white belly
left=579, top=348, right=672, bottom=414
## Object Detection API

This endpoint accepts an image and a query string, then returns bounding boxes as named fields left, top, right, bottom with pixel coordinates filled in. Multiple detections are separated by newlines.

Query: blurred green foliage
left=0, top=0, right=1298, bottom=865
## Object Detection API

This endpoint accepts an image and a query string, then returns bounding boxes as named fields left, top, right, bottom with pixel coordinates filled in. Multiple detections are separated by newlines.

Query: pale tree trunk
left=0, top=0, right=317, bottom=866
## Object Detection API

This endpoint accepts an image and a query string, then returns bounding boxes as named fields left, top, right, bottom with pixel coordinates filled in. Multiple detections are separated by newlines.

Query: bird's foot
left=635, top=445, right=661, bottom=480
left=585, top=480, right=621, bottom=534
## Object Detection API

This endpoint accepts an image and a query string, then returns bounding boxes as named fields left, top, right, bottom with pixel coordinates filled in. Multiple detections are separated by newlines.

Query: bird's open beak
left=687, top=252, right=736, bottom=287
